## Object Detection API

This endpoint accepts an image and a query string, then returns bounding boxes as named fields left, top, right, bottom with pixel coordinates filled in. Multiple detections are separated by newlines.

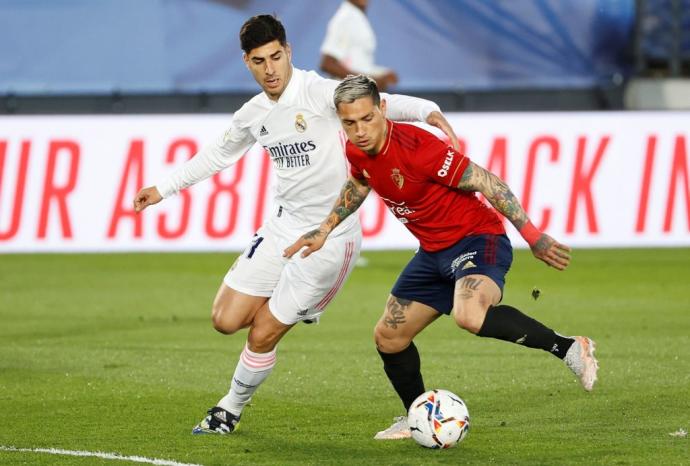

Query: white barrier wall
left=0, top=112, right=688, bottom=252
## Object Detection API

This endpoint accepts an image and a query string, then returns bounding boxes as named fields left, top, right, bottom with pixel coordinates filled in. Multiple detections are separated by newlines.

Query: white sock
left=217, top=344, right=277, bottom=417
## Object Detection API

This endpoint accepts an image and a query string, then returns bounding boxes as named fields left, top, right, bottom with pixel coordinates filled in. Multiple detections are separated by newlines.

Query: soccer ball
left=407, top=389, right=470, bottom=449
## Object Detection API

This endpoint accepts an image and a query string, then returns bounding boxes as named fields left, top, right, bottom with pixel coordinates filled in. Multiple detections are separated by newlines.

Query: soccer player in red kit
left=284, top=75, right=599, bottom=440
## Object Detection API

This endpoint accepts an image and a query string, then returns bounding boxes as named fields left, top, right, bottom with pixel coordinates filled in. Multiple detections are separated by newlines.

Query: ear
left=285, top=43, right=292, bottom=62
left=380, top=98, right=387, bottom=118
left=243, top=53, right=249, bottom=68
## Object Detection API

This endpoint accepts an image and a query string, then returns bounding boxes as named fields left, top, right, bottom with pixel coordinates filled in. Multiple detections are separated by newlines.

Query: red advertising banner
left=0, top=112, right=688, bottom=252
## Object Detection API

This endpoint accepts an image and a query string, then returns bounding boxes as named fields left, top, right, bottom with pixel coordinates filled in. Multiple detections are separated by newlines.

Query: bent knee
left=212, top=315, right=242, bottom=335
left=452, top=304, right=487, bottom=334
left=374, top=323, right=411, bottom=354
left=211, top=305, right=244, bottom=335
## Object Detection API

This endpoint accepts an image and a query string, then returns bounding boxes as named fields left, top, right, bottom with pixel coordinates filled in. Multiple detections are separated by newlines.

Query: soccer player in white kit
left=133, top=14, right=458, bottom=434
left=320, top=0, right=399, bottom=91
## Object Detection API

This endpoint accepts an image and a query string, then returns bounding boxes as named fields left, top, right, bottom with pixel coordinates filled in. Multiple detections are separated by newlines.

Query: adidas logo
left=214, top=410, right=227, bottom=422
left=461, top=260, right=476, bottom=270
left=515, top=335, right=527, bottom=344
left=297, top=309, right=309, bottom=316
left=259, top=126, right=269, bottom=136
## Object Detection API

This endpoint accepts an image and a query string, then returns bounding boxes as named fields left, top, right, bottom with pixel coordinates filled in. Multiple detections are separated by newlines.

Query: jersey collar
left=375, top=119, right=394, bottom=156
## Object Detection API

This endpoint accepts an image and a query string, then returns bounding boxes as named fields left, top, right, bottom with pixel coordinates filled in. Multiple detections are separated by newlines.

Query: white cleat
left=564, top=336, right=599, bottom=391
left=373, top=416, right=411, bottom=440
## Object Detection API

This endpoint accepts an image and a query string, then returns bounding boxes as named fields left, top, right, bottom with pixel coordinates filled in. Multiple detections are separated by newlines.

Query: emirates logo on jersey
left=391, top=168, right=404, bottom=190
left=295, top=113, right=307, bottom=133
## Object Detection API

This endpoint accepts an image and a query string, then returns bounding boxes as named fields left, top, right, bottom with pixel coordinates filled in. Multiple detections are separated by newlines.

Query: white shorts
left=224, top=207, right=361, bottom=325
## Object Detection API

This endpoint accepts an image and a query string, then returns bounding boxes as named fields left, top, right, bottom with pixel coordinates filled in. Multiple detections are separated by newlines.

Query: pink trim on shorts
left=314, top=240, right=355, bottom=311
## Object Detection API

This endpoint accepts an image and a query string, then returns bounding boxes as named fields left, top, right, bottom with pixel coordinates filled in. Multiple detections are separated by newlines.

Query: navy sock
left=377, top=342, right=425, bottom=411
left=477, top=304, right=574, bottom=359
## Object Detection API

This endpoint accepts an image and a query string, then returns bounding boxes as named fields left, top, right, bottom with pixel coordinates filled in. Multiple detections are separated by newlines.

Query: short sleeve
left=350, top=162, right=365, bottom=181
left=418, top=132, right=469, bottom=187
left=346, top=145, right=366, bottom=181
left=320, top=8, right=349, bottom=61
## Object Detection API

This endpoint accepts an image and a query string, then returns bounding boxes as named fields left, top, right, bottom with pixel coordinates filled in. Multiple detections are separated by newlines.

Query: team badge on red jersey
left=391, top=168, right=404, bottom=189
left=295, top=113, right=307, bottom=133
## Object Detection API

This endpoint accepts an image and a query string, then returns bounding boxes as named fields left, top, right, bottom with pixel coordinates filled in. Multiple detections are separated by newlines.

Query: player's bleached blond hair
left=333, top=75, right=381, bottom=109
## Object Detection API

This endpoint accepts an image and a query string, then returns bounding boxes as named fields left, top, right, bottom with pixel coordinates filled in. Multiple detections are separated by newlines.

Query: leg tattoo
left=384, top=297, right=412, bottom=329
left=458, top=277, right=483, bottom=300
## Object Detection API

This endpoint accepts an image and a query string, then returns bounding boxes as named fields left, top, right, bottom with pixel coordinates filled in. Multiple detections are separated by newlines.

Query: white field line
left=0, top=445, right=203, bottom=466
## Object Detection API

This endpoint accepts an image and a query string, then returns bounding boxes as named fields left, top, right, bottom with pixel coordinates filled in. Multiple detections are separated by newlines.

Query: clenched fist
left=133, top=186, right=163, bottom=213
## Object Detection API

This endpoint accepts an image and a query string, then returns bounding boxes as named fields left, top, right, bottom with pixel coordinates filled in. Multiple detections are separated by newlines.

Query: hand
left=283, top=228, right=329, bottom=258
left=382, top=70, right=399, bottom=87
left=374, top=71, right=399, bottom=91
left=530, top=234, right=571, bottom=270
left=133, top=186, right=163, bottom=213
left=425, top=111, right=460, bottom=151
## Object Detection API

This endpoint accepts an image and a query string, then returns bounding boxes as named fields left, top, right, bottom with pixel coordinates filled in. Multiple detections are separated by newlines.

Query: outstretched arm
left=320, top=54, right=351, bottom=80
left=457, top=162, right=571, bottom=270
left=284, top=176, right=371, bottom=258
left=382, top=95, right=459, bottom=150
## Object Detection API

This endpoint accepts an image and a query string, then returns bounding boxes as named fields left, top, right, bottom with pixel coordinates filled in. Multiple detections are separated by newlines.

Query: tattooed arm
left=457, top=161, right=571, bottom=270
left=283, top=176, right=371, bottom=258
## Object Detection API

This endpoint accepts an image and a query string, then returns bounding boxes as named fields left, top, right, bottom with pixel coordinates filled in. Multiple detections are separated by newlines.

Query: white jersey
left=320, top=1, right=387, bottom=76
left=157, top=67, right=439, bottom=230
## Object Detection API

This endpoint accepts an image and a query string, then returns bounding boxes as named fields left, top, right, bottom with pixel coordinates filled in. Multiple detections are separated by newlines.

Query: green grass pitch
left=1, top=248, right=688, bottom=465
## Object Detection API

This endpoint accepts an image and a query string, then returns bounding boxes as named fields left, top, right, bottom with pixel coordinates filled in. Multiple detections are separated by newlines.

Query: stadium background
left=0, top=1, right=689, bottom=465
left=1, top=0, right=688, bottom=253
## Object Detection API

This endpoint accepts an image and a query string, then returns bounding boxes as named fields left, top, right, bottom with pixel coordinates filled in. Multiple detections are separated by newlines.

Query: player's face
left=243, top=40, right=292, bottom=101
left=336, top=97, right=388, bottom=155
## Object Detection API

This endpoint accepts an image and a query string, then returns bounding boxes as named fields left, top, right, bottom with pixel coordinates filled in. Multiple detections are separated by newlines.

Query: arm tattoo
left=457, top=162, right=530, bottom=229
left=303, top=228, right=324, bottom=240
left=324, top=178, right=370, bottom=232
left=383, top=296, right=411, bottom=329
left=532, top=234, right=552, bottom=255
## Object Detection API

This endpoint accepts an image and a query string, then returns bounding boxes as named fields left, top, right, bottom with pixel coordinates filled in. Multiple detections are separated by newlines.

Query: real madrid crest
left=295, top=113, right=307, bottom=133
left=391, top=168, right=404, bottom=190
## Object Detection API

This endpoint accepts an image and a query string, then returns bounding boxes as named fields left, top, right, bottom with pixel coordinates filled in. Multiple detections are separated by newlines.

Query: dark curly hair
left=240, top=14, right=287, bottom=53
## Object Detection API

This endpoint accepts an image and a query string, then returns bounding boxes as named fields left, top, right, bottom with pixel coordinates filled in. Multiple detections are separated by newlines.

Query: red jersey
left=347, top=121, right=505, bottom=252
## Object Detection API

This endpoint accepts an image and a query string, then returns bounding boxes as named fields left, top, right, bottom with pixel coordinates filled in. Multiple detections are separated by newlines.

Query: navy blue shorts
left=391, top=234, right=513, bottom=315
